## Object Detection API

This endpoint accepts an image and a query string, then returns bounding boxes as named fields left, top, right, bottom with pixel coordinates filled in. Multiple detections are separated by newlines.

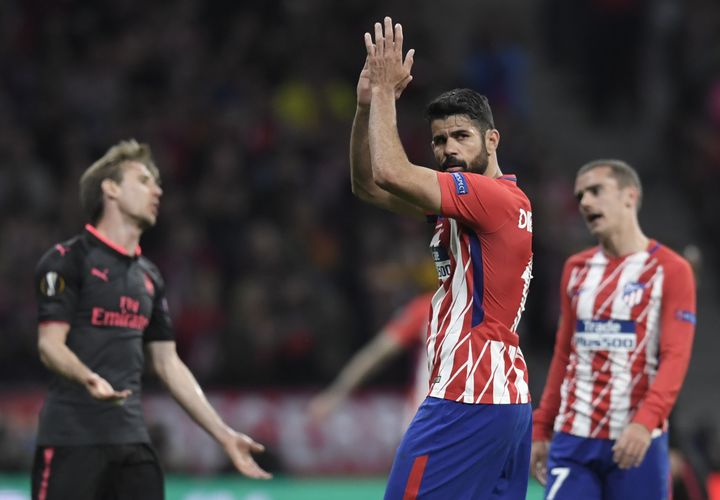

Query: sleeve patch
left=39, top=272, right=66, bottom=297
left=675, top=309, right=696, bottom=325
left=451, top=173, right=468, bottom=195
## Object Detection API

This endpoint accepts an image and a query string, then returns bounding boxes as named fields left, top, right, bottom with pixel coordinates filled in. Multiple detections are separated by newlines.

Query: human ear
left=485, top=129, right=500, bottom=155
left=101, top=178, right=120, bottom=200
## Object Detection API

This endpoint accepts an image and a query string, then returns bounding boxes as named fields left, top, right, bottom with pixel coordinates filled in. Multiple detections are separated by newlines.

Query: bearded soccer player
left=531, top=160, right=696, bottom=500
left=352, top=17, right=533, bottom=499
left=32, top=141, right=270, bottom=500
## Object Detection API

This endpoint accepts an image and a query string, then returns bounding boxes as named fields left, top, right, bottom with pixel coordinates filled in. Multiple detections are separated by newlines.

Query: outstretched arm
left=308, top=333, right=403, bottom=421
left=365, top=17, right=441, bottom=214
left=146, top=341, right=271, bottom=479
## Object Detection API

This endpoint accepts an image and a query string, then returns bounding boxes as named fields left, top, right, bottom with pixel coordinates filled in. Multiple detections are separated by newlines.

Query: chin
left=138, top=215, right=156, bottom=230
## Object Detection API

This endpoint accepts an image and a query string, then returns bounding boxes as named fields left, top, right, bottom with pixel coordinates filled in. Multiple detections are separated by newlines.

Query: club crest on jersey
left=622, top=282, right=645, bottom=307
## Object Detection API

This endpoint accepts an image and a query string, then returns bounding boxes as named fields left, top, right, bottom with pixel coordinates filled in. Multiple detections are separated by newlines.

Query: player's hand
left=221, top=430, right=272, bottom=480
left=84, top=372, right=132, bottom=403
left=307, top=391, right=343, bottom=423
left=612, top=423, right=651, bottom=469
left=530, top=440, right=550, bottom=486
left=364, top=17, right=414, bottom=95
left=357, top=56, right=413, bottom=108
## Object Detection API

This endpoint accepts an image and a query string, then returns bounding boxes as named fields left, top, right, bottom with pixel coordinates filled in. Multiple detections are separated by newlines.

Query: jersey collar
left=84, top=224, right=142, bottom=257
left=498, top=174, right=517, bottom=183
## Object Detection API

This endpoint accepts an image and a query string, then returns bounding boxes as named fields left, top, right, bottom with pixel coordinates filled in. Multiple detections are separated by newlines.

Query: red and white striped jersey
left=533, top=241, right=696, bottom=440
left=427, top=172, right=533, bottom=404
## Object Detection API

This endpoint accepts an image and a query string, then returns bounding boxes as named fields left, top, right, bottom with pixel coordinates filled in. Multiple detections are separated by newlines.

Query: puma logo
left=91, top=268, right=109, bottom=282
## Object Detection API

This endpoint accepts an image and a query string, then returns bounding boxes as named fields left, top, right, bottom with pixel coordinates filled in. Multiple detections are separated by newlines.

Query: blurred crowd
left=0, top=0, right=575, bottom=388
left=0, top=0, right=718, bottom=490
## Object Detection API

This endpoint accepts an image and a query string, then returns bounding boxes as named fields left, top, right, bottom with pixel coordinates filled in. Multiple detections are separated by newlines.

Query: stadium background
left=0, top=0, right=718, bottom=498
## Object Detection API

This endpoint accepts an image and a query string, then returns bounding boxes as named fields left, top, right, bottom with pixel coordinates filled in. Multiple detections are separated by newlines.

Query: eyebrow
left=574, top=183, right=602, bottom=199
left=432, top=129, right=471, bottom=142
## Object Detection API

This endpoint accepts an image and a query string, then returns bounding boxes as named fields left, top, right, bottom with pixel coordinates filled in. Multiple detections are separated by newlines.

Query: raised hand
left=363, top=17, right=414, bottom=96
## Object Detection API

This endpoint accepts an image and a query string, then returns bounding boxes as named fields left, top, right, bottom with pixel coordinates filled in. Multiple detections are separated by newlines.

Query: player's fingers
left=612, top=444, right=625, bottom=467
left=249, top=440, right=265, bottom=453
left=374, top=22, right=384, bottom=57
left=537, top=465, right=548, bottom=486
left=383, top=17, right=393, bottom=47
left=403, top=48, right=415, bottom=72
left=237, top=456, right=272, bottom=479
left=364, top=33, right=375, bottom=57
left=395, top=23, right=403, bottom=54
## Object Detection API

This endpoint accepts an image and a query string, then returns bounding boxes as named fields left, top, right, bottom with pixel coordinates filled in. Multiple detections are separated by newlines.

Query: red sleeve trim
left=38, top=321, right=71, bottom=327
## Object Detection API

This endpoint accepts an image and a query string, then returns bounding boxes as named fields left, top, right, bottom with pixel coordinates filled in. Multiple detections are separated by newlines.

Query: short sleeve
left=35, top=244, right=81, bottom=324
left=385, top=294, right=431, bottom=347
left=436, top=172, right=515, bottom=232
left=143, top=269, right=175, bottom=343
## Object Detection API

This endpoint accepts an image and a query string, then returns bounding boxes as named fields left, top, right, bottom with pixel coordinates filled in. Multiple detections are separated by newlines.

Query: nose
left=578, top=193, right=593, bottom=212
left=445, top=137, right=460, bottom=154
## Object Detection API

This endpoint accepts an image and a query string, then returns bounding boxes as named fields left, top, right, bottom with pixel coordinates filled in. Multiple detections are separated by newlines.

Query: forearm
left=350, top=105, right=375, bottom=199
left=38, top=339, right=94, bottom=386
left=532, top=349, right=568, bottom=440
left=157, top=356, right=231, bottom=443
left=632, top=346, right=692, bottom=431
left=328, top=336, right=399, bottom=395
left=368, top=87, right=411, bottom=190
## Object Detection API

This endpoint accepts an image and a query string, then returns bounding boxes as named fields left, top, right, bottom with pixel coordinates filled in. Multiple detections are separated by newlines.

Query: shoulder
left=35, top=234, right=86, bottom=274
left=653, top=243, right=694, bottom=277
left=137, top=256, right=166, bottom=287
left=565, top=246, right=599, bottom=268
left=410, top=292, right=434, bottom=309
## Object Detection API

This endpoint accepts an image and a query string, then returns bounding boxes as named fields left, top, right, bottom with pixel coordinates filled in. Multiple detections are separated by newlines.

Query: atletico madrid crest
left=622, top=282, right=645, bottom=307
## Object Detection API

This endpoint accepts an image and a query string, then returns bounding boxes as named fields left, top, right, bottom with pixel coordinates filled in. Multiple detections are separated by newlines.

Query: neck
left=598, top=218, right=648, bottom=258
left=94, top=213, right=142, bottom=256
left=487, top=158, right=502, bottom=178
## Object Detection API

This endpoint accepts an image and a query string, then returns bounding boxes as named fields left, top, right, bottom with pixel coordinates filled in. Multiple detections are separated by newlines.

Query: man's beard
left=441, top=150, right=489, bottom=175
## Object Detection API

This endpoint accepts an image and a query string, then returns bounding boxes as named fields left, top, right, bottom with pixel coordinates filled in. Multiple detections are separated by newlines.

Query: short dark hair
left=425, top=89, right=495, bottom=132
left=79, top=139, right=160, bottom=223
left=577, top=159, right=643, bottom=210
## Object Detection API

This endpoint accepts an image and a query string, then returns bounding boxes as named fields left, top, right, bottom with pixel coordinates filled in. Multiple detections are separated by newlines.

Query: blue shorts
left=545, top=431, right=670, bottom=500
left=384, top=397, right=531, bottom=500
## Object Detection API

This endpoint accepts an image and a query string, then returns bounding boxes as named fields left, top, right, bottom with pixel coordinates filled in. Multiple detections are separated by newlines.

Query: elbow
left=350, top=180, right=366, bottom=200
left=351, top=178, right=377, bottom=203
left=373, top=169, right=397, bottom=192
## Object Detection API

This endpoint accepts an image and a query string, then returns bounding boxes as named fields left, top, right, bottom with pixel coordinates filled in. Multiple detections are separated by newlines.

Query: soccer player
left=530, top=160, right=696, bottom=500
left=353, top=17, right=534, bottom=499
left=308, top=292, right=432, bottom=426
left=32, top=140, right=271, bottom=500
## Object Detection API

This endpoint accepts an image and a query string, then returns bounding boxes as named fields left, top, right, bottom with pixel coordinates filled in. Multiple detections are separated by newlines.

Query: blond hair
left=79, top=140, right=160, bottom=223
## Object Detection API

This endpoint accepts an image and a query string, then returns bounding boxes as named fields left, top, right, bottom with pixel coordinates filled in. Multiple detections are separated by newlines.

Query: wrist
left=82, top=371, right=97, bottom=386
left=356, top=103, right=370, bottom=113
left=371, top=85, right=394, bottom=97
